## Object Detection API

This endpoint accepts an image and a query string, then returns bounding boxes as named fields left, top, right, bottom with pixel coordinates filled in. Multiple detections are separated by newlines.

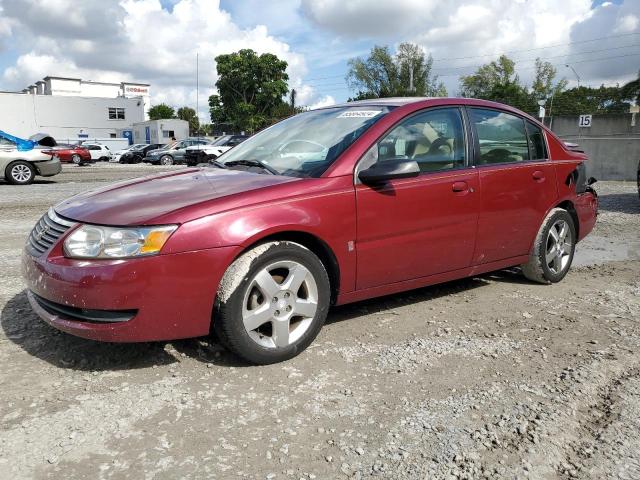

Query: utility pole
left=409, top=63, right=415, bottom=93
left=196, top=52, right=199, bottom=136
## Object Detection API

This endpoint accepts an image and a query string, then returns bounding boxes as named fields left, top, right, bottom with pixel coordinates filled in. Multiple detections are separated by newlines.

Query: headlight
left=64, top=225, right=177, bottom=259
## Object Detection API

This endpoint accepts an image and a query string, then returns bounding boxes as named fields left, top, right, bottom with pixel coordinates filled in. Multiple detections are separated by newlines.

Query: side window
left=526, top=121, right=547, bottom=160
left=375, top=108, right=466, bottom=173
left=470, top=108, right=530, bottom=164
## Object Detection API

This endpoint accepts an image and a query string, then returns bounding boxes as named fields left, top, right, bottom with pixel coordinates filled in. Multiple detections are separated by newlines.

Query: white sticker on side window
left=337, top=110, right=381, bottom=118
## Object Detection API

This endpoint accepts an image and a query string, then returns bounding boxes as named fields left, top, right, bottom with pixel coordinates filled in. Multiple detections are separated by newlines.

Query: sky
left=0, top=0, right=638, bottom=122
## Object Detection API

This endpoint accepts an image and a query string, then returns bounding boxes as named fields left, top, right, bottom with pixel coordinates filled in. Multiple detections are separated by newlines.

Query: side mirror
left=587, top=176, right=597, bottom=185
left=358, top=158, right=420, bottom=185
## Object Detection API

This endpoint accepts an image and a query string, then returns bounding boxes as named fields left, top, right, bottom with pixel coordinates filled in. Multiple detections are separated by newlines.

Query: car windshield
left=211, top=135, right=233, bottom=146
left=219, top=106, right=394, bottom=177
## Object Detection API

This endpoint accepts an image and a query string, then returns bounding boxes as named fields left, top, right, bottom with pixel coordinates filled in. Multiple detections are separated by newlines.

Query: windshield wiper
left=205, top=159, right=227, bottom=169
left=224, top=159, right=279, bottom=175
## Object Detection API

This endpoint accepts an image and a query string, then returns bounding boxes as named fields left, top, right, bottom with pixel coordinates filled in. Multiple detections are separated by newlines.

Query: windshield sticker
left=337, top=110, right=382, bottom=119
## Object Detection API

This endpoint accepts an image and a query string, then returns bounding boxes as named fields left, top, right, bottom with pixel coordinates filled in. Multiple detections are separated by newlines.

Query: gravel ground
left=1, top=164, right=639, bottom=479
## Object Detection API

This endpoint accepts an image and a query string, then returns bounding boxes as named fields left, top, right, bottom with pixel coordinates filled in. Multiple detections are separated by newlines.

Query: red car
left=23, top=98, right=598, bottom=364
left=53, top=144, right=92, bottom=165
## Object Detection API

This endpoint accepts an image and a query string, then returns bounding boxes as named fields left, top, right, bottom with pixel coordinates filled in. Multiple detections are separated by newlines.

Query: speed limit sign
left=579, top=115, right=592, bottom=127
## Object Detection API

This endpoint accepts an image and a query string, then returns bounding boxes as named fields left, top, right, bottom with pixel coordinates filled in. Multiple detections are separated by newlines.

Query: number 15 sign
left=578, top=115, right=592, bottom=128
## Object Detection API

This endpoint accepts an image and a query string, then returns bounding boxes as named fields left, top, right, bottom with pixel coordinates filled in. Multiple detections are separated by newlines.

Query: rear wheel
left=522, top=208, right=576, bottom=284
left=214, top=241, right=330, bottom=364
left=5, top=161, right=35, bottom=185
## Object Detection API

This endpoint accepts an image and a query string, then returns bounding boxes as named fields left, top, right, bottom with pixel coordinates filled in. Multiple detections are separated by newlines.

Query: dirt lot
left=1, top=164, right=639, bottom=479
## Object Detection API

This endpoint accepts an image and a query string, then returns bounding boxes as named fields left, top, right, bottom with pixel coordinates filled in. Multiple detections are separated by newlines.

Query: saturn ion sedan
left=23, top=98, right=598, bottom=364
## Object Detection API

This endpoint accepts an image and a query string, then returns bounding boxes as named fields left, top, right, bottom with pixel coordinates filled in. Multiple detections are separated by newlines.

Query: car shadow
left=2, top=271, right=527, bottom=370
left=326, top=275, right=495, bottom=325
left=597, top=192, right=640, bottom=215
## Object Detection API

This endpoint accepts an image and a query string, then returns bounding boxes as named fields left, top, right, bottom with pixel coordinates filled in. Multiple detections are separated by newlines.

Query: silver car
left=0, top=132, right=61, bottom=185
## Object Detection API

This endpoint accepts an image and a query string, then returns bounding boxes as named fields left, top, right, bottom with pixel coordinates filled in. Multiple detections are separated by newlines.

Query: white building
left=0, top=91, right=145, bottom=141
left=122, top=119, right=189, bottom=145
left=22, top=76, right=151, bottom=119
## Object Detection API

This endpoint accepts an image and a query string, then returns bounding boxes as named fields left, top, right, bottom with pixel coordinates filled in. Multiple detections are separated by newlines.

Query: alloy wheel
left=242, top=260, right=318, bottom=349
left=11, top=164, right=32, bottom=183
left=545, top=219, right=573, bottom=275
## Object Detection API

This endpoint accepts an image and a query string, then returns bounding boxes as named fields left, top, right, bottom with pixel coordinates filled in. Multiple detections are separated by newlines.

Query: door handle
left=532, top=170, right=545, bottom=182
left=452, top=181, right=469, bottom=193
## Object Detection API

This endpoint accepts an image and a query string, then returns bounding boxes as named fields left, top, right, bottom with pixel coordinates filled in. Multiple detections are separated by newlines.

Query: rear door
left=355, top=107, right=480, bottom=289
left=469, top=108, right=558, bottom=265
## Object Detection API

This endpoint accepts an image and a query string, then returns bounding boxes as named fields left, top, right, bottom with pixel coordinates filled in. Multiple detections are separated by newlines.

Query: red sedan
left=53, top=144, right=92, bottom=165
left=23, top=98, right=598, bottom=364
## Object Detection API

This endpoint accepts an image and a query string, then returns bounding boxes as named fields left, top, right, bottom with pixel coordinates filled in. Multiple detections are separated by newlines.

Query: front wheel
left=5, top=161, right=36, bottom=185
left=160, top=155, right=174, bottom=166
left=71, top=154, right=81, bottom=165
left=214, top=241, right=331, bottom=364
left=522, top=208, right=576, bottom=284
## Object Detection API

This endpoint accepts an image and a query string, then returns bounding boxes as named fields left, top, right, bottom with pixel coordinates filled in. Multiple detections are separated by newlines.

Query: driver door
left=355, top=107, right=479, bottom=290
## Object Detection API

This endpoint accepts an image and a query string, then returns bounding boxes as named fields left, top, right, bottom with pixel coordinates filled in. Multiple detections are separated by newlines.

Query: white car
left=110, top=144, right=148, bottom=163
left=184, top=135, right=248, bottom=166
left=82, top=143, right=112, bottom=162
left=0, top=134, right=61, bottom=185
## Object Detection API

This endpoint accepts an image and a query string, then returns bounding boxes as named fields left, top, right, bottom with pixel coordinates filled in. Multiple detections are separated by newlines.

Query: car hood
left=54, top=168, right=299, bottom=225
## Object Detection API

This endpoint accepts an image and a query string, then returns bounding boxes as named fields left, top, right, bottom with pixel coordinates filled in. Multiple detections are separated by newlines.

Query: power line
left=432, top=44, right=640, bottom=73
left=302, top=32, right=640, bottom=82
left=431, top=31, right=640, bottom=62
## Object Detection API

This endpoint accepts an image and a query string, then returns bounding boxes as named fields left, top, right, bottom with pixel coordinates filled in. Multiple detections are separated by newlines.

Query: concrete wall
left=0, top=92, right=145, bottom=140
left=548, top=114, right=639, bottom=181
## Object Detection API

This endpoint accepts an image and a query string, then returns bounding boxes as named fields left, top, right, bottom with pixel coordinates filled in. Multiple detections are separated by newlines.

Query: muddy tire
left=5, top=161, right=35, bottom=185
left=214, top=241, right=330, bottom=365
left=522, top=208, right=576, bottom=284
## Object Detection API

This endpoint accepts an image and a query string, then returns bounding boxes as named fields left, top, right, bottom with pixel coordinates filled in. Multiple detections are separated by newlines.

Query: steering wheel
left=427, top=137, right=452, bottom=156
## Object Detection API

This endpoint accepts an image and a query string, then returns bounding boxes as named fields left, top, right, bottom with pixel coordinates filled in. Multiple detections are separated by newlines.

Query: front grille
left=27, top=208, right=76, bottom=257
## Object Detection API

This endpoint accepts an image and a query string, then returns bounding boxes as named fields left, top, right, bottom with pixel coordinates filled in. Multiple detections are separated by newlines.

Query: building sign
left=578, top=115, right=592, bottom=128
left=125, top=86, right=149, bottom=95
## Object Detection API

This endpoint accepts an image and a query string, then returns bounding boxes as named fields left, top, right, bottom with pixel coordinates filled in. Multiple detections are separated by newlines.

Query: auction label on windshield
left=337, top=110, right=381, bottom=118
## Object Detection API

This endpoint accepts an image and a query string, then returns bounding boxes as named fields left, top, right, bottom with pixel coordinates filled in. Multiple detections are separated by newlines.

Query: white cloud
left=300, top=0, right=600, bottom=94
left=0, top=0, right=330, bottom=120
left=308, top=95, right=336, bottom=109
left=565, top=1, right=640, bottom=87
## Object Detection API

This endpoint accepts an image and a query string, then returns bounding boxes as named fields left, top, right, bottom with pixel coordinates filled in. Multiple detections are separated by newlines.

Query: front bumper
left=34, top=158, right=62, bottom=177
left=22, top=242, right=238, bottom=342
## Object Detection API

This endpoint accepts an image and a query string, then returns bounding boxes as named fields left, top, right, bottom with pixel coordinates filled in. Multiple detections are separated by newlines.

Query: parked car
left=1, top=131, right=61, bottom=184
left=145, top=138, right=209, bottom=165
left=184, top=135, right=248, bottom=166
left=53, top=144, right=92, bottom=165
left=22, top=98, right=599, bottom=364
left=82, top=143, right=112, bottom=162
left=110, top=144, right=149, bottom=163
left=119, top=144, right=165, bottom=164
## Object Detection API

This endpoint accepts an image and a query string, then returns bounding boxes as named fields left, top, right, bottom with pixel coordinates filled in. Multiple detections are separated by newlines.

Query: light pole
left=565, top=64, right=581, bottom=87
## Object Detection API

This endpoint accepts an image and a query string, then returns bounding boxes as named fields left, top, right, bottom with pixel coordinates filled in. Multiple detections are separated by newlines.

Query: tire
left=71, top=154, right=81, bottom=165
left=522, top=208, right=576, bottom=284
left=5, top=161, right=35, bottom=185
left=160, top=155, right=174, bottom=166
left=214, top=241, right=331, bottom=365
left=98, top=156, right=108, bottom=162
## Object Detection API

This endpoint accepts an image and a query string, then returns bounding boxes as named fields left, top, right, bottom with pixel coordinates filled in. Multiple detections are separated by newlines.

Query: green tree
left=148, top=103, right=175, bottom=120
left=347, top=43, right=446, bottom=100
left=552, top=85, right=635, bottom=115
left=208, top=49, right=289, bottom=133
left=460, top=56, right=567, bottom=115
left=177, top=106, right=200, bottom=135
